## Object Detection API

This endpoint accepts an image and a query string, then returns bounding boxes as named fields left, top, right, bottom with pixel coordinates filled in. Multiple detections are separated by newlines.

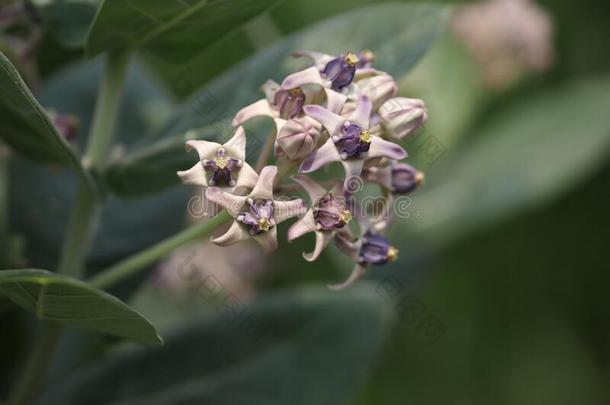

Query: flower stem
left=6, top=323, right=61, bottom=405
left=254, top=131, right=276, bottom=173
left=90, top=211, right=231, bottom=290
left=57, top=50, right=129, bottom=278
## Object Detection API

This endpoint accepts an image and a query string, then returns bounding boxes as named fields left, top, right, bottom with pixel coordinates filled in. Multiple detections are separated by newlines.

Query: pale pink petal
left=272, top=118, right=287, bottom=136
left=324, top=88, right=347, bottom=114
left=363, top=165, right=393, bottom=190
left=223, top=126, right=247, bottom=161
left=185, top=140, right=220, bottom=161
left=250, top=166, right=277, bottom=200
left=274, top=198, right=306, bottom=224
left=303, top=105, right=345, bottom=137
left=210, top=221, right=251, bottom=247
left=291, top=174, right=328, bottom=203
left=281, top=66, right=325, bottom=89
left=303, top=231, right=333, bottom=262
left=328, top=264, right=366, bottom=290
left=261, top=79, right=280, bottom=104
left=299, top=138, right=341, bottom=173
left=367, top=137, right=407, bottom=160
left=349, top=95, right=372, bottom=128
left=253, top=227, right=278, bottom=254
left=205, top=187, right=247, bottom=218
left=234, top=162, right=258, bottom=192
left=232, top=99, right=276, bottom=127
left=354, top=67, right=384, bottom=80
left=340, top=159, right=365, bottom=189
left=287, top=210, right=317, bottom=241
left=177, top=162, right=208, bottom=186
left=292, top=51, right=334, bottom=70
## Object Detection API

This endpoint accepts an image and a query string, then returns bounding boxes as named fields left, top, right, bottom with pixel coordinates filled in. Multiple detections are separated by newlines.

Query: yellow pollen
left=345, top=52, right=359, bottom=67
left=361, top=50, right=376, bottom=62
left=415, top=171, right=425, bottom=186
left=289, top=87, right=304, bottom=96
left=214, top=155, right=229, bottom=169
left=339, top=209, right=352, bottom=224
left=258, top=217, right=272, bottom=232
left=387, top=246, right=399, bottom=263
left=359, top=130, right=372, bottom=144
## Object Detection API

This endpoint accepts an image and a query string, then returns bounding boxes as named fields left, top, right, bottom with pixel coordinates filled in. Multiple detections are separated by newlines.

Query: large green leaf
left=85, top=0, right=284, bottom=58
left=104, top=2, right=447, bottom=197
left=0, top=269, right=162, bottom=344
left=0, top=52, right=95, bottom=191
left=395, top=75, right=610, bottom=247
left=37, top=284, right=391, bottom=404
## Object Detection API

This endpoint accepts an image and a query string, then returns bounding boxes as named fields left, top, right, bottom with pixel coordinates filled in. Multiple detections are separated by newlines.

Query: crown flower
left=178, top=49, right=428, bottom=289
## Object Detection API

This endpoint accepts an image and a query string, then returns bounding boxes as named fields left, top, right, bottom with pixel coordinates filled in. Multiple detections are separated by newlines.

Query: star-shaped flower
left=281, top=50, right=382, bottom=91
left=287, top=175, right=353, bottom=262
left=299, top=95, right=407, bottom=189
left=177, top=126, right=258, bottom=193
left=206, top=166, right=306, bottom=253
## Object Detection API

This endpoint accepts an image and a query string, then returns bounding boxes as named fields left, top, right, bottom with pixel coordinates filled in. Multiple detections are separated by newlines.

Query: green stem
left=90, top=211, right=231, bottom=290
left=57, top=50, right=130, bottom=277
left=254, top=131, right=277, bottom=173
left=6, top=323, right=61, bottom=405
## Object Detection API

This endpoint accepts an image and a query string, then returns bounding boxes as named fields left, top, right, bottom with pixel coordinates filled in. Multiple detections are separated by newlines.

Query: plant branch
left=90, top=211, right=231, bottom=290
left=254, top=131, right=276, bottom=173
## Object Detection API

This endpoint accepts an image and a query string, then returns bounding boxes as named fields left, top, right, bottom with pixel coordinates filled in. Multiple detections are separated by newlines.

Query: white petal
left=354, top=67, right=384, bottom=80
left=205, top=188, right=247, bottom=218
left=261, top=79, right=280, bottom=103
left=185, top=140, right=221, bottom=161
left=232, top=99, right=276, bottom=127
left=291, top=174, right=328, bottom=203
left=272, top=117, right=287, bottom=136
left=177, top=162, right=208, bottom=187
left=303, top=231, right=333, bottom=262
left=253, top=227, right=278, bottom=254
left=223, top=126, right=247, bottom=161
left=324, top=88, right=347, bottom=115
left=250, top=166, right=277, bottom=200
left=281, top=66, right=325, bottom=89
left=303, top=105, right=345, bottom=137
left=299, top=138, right=341, bottom=173
left=340, top=159, right=365, bottom=190
left=349, top=95, right=372, bottom=128
left=292, top=51, right=334, bottom=70
left=368, top=137, right=407, bottom=160
left=234, top=162, right=258, bottom=192
left=210, top=221, right=251, bottom=247
left=328, top=264, right=366, bottom=291
left=274, top=198, right=306, bottom=224
left=287, top=210, right=317, bottom=241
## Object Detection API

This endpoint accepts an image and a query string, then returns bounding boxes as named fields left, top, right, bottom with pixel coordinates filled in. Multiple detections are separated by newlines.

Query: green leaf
left=85, top=0, right=284, bottom=57
left=104, top=2, right=447, bottom=197
left=0, top=52, right=95, bottom=191
left=397, top=75, right=610, bottom=247
left=38, top=284, right=392, bottom=404
left=39, top=0, right=98, bottom=49
left=0, top=269, right=162, bottom=345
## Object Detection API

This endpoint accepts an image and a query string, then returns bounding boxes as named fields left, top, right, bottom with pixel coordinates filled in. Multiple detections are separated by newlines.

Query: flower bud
left=276, top=116, right=321, bottom=161
left=379, top=97, right=428, bottom=139
left=322, top=52, right=359, bottom=90
left=314, top=193, right=352, bottom=231
left=356, top=74, right=397, bottom=111
left=391, top=163, right=424, bottom=194
left=359, top=231, right=398, bottom=265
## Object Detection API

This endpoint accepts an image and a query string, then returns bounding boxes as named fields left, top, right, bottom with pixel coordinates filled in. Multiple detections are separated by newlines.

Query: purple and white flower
left=299, top=95, right=407, bottom=190
left=287, top=175, right=353, bottom=261
left=379, top=97, right=428, bottom=140
left=363, top=161, right=424, bottom=195
left=206, top=166, right=306, bottom=254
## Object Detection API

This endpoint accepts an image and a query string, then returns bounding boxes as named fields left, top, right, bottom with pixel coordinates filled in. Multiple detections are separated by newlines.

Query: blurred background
left=1, top=0, right=610, bottom=404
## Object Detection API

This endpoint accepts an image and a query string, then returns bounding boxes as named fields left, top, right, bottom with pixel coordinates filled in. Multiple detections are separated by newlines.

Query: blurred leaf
left=85, top=0, right=284, bottom=57
left=38, top=284, right=391, bottom=405
left=0, top=52, right=95, bottom=191
left=0, top=269, right=162, bottom=344
left=397, top=75, right=610, bottom=247
left=104, top=2, right=447, bottom=197
left=39, top=0, right=98, bottom=49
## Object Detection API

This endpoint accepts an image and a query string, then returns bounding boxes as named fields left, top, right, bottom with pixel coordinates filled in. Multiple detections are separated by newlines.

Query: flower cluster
left=178, top=50, right=428, bottom=289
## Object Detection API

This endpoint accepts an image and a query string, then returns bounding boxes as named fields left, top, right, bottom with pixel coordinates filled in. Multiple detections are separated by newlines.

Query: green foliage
left=38, top=284, right=392, bottom=405
left=0, top=52, right=95, bottom=192
left=0, top=269, right=162, bottom=344
left=103, top=2, right=447, bottom=197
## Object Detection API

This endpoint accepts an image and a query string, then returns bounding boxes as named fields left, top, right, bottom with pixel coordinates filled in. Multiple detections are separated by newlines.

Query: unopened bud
left=379, top=97, right=428, bottom=139
left=276, top=116, right=321, bottom=161
left=356, top=74, right=397, bottom=111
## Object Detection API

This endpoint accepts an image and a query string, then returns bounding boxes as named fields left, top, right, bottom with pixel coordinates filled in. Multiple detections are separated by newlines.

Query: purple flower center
left=237, top=198, right=275, bottom=235
left=202, top=147, right=243, bottom=187
left=313, top=193, right=352, bottom=231
left=334, top=122, right=372, bottom=159
left=359, top=231, right=399, bottom=265
left=274, top=87, right=305, bottom=119
left=322, top=52, right=359, bottom=90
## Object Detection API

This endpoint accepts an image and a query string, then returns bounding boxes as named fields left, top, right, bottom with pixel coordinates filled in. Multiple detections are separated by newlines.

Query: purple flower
left=363, top=161, right=424, bottom=195
left=206, top=166, right=306, bottom=253
left=288, top=175, right=352, bottom=261
left=322, top=52, right=359, bottom=90
left=201, top=147, right=243, bottom=187
left=273, top=87, right=306, bottom=119
left=299, top=95, right=407, bottom=190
